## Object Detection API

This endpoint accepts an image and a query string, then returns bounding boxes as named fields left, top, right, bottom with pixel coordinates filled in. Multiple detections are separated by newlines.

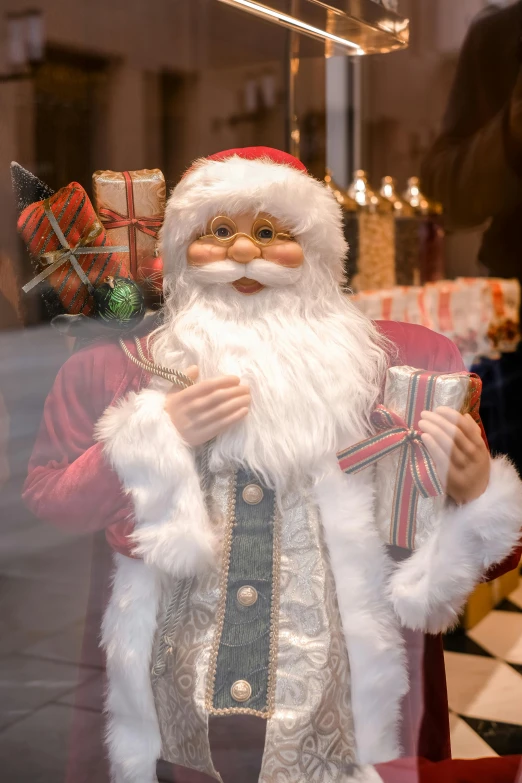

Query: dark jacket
left=421, top=1, right=522, bottom=279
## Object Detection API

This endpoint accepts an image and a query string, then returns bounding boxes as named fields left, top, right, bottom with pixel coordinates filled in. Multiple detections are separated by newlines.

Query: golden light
left=216, top=0, right=410, bottom=56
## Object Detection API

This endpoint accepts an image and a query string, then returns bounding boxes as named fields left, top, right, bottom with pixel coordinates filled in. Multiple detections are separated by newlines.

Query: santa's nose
left=227, top=235, right=259, bottom=264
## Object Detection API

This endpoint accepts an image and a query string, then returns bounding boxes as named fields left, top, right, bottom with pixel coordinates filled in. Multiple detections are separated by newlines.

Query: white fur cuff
left=314, top=466, right=408, bottom=764
left=389, top=455, right=522, bottom=633
left=95, top=388, right=216, bottom=577
left=102, top=555, right=162, bottom=783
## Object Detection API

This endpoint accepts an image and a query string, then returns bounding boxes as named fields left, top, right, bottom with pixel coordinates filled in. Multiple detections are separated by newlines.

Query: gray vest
left=151, top=467, right=357, bottom=782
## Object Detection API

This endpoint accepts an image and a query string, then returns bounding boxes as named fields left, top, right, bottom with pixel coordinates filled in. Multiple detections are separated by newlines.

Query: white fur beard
left=151, top=279, right=388, bottom=492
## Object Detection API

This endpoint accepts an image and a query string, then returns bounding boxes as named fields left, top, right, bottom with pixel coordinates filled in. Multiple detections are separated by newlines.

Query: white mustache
left=188, top=258, right=302, bottom=287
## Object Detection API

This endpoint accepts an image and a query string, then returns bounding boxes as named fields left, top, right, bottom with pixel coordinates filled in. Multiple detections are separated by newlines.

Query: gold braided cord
left=118, top=337, right=194, bottom=389
left=133, top=337, right=194, bottom=385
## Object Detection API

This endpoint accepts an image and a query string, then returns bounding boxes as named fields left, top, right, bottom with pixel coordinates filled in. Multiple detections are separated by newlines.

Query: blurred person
left=422, top=0, right=522, bottom=472
left=23, top=148, right=522, bottom=783
left=421, top=0, right=522, bottom=282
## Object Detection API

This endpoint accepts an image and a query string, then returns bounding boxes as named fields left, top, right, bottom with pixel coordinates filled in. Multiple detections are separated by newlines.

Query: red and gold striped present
left=17, top=182, right=130, bottom=315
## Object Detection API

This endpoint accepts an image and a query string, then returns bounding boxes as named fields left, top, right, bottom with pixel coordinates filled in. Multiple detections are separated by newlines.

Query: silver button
left=242, top=484, right=263, bottom=504
left=237, top=585, right=258, bottom=606
left=230, top=679, right=252, bottom=702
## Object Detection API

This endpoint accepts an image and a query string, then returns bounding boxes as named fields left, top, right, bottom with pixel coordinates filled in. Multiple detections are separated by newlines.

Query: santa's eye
left=214, top=224, right=233, bottom=239
left=256, top=226, right=274, bottom=243
left=209, top=216, right=237, bottom=241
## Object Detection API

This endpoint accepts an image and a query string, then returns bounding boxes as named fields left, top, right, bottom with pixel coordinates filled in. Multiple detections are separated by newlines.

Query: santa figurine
left=23, top=148, right=522, bottom=783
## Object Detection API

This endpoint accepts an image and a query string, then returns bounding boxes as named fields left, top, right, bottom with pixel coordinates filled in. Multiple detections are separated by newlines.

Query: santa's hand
left=164, top=366, right=251, bottom=447
left=418, top=407, right=490, bottom=505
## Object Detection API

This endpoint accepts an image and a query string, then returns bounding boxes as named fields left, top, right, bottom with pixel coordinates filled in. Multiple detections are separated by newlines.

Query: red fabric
left=205, top=146, right=308, bottom=173
left=17, top=182, right=129, bottom=315
left=22, top=321, right=522, bottom=763
left=136, top=254, right=164, bottom=294
left=376, top=755, right=522, bottom=783
left=22, top=338, right=146, bottom=554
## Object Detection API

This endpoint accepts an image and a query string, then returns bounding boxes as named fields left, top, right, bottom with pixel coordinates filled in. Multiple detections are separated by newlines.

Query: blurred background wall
left=0, top=0, right=501, bottom=326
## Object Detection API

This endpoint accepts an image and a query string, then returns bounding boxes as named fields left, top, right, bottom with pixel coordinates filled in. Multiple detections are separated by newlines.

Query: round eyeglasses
left=197, top=216, right=295, bottom=247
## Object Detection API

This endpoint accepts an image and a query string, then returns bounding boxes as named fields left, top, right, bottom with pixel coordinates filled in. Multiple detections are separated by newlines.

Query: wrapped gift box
left=338, top=365, right=482, bottom=550
left=403, top=286, right=433, bottom=328
left=350, top=287, right=406, bottom=322
left=456, top=277, right=521, bottom=358
left=349, top=286, right=432, bottom=330
left=485, top=278, right=520, bottom=354
left=18, top=182, right=129, bottom=315
left=423, top=281, right=483, bottom=368
left=376, top=365, right=481, bottom=549
left=93, top=169, right=165, bottom=282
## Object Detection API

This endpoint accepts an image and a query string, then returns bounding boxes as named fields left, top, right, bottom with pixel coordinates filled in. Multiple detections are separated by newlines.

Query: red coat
left=22, top=320, right=521, bottom=764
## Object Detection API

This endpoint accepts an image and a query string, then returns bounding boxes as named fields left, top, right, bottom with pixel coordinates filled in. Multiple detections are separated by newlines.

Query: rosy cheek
left=269, top=243, right=304, bottom=268
left=186, top=242, right=226, bottom=266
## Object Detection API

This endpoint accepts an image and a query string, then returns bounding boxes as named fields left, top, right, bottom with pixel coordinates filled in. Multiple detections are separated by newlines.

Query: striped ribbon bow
left=22, top=203, right=128, bottom=294
left=337, top=370, right=445, bottom=549
left=98, top=171, right=163, bottom=277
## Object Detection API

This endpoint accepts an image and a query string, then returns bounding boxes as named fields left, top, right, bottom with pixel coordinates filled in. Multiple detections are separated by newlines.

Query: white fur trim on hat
left=160, top=153, right=348, bottom=288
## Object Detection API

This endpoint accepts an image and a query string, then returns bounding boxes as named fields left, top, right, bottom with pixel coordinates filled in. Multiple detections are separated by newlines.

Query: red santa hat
left=160, top=146, right=348, bottom=287
left=199, top=146, right=308, bottom=174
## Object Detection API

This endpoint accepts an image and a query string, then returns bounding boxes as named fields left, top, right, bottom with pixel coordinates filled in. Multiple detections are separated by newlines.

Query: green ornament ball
left=93, top=276, right=145, bottom=331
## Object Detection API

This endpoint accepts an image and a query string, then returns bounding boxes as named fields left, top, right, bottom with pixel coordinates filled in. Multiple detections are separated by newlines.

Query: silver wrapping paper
left=375, top=365, right=473, bottom=550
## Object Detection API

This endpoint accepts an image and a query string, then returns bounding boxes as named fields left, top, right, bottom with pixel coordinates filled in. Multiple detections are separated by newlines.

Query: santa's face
left=156, top=195, right=389, bottom=488
left=186, top=211, right=304, bottom=295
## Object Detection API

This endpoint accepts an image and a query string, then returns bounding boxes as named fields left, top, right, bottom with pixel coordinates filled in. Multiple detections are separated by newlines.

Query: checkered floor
left=443, top=575, right=522, bottom=758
